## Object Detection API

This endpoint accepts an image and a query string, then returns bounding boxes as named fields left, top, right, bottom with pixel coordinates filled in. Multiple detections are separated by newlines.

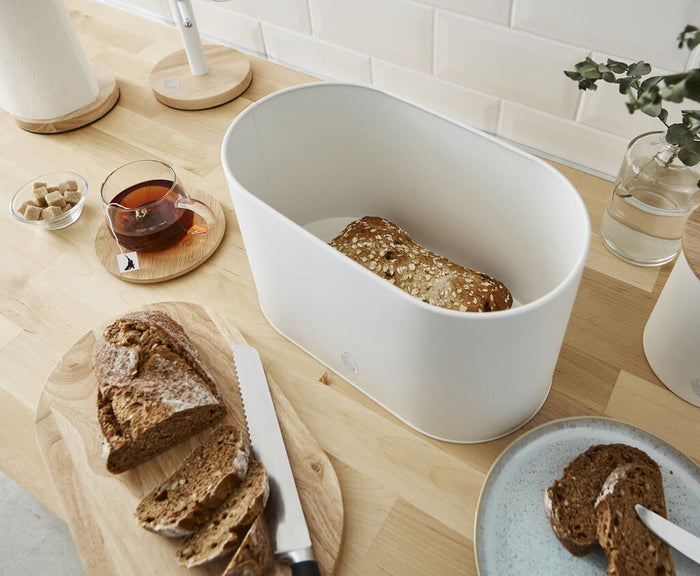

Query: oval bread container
left=222, top=82, right=591, bottom=442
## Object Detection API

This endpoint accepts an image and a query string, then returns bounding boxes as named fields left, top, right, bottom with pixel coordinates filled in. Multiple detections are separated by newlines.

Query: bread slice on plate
left=222, top=514, right=274, bottom=576
left=93, top=310, right=226, bottom=474
left=595, top=463, right=676, bottom=576
left=544, top=443, right=659, bottom=556
left=136, top=424, right=250, bottom=537
left=177, top=460, right=269, bottom=568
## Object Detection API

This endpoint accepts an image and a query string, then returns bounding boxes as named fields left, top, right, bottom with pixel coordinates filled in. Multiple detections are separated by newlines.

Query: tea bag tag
left=116, top=252, right=140, bottom=273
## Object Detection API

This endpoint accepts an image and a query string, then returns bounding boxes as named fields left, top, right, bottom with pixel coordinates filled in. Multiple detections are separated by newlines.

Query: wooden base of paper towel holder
left=150, top=45, right=252, bottom=111
left=12, top=67, right=119, bottom=135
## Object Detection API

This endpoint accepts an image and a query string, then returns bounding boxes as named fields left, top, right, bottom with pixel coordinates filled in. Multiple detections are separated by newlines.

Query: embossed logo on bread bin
left=341, top=352, right=359, bottom=375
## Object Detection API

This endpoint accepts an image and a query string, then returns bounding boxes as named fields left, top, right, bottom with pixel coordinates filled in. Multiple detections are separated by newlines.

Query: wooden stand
left=150, top=45, right=252, bottom=110
left=12, top=67, right=119, bottom=134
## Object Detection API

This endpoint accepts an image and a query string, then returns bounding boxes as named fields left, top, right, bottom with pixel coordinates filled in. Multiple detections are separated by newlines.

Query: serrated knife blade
left=635, top=504, right=700, bottom=565
left=232, top=344, right=320, bottom=576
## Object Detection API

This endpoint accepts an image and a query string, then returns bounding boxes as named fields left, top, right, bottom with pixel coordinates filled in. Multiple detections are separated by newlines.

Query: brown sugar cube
left=64, top=179, right=78, bottom=191
left=33, top=185, right=49, bottom=206
left=47, top=186, right=59, bottom=192
left=63, top=202, right=75, bottom=212
left=45, top=190, right=67, bottom=208
left=63, top=189, right=82, bottom=204
left=41, top=206, right=63, bottom=220
left=18, top=200, right=39, bottom=215
left=24, top=205, right=43, bottom=221
left=58, top=181, right=70, bottom=193
left=33, top=181, right=47, bottom=189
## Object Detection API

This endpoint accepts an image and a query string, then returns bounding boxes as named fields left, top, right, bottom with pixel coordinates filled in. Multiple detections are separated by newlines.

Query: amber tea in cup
left=101, top=160, right=214, bottom=253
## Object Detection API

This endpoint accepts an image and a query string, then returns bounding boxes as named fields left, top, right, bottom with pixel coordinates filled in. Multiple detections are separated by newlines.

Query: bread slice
left=595, top=463, right=675, bottom=576
left=135, top=424, right=251, bottom=537
left=93, top=310, right=226, bottom=474
left=177, top=460, right=269, bottom=568
left=329, top=216, right=512, bottom=312
left=544, top=443, right=659, bottom=556
left=222, top=514, right=274, bottom=576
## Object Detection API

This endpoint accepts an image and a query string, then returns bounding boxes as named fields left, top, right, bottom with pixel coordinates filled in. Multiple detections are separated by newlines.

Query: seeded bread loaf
left=595, top=463, right=675, bottom=576
left=136, top=424, right=251, bottom=537
left=329, top=216, right=512, bottom=312
left=544, top=443, right=659, bottom=556
left=222, top=514, right=274, bottom=576
left=93, top=310, right=226, bottom=474
left=177, top=460, right=270, bottom=568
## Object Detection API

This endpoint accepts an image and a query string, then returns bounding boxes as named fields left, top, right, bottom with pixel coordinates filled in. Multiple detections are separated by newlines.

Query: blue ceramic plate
left=474, top=417, right=700, bottom=576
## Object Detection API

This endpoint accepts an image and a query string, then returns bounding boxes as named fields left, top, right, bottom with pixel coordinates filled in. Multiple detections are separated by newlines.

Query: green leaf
left=640, top=75, right=664, bottom=91
left=641, top=101, right=662, bottom=117
left=617, top=76, right=635, bottom=94
left=683, top=70, right=700, bottom=102
left=678, top=141, right=700, bottom=166
left=659, top=108, right=669, bottom=124
left=564, top=70, right=582, bottom=81
left=666, top=123, right=696, bottom=145
left=627, top=61, right=652, bottom=77
left=602, top=71, right=616, bottom=82
left=606, top=58, right=629, bottom=73
left=660, top=81, right=687, bottom=103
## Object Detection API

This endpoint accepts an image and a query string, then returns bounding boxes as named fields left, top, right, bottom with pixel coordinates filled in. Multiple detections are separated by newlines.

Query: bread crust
left=329, top=216, right=512, bottom=312
left=222, top=514, right=274, bottom=576
left=93, top=310, right=226, bottom=474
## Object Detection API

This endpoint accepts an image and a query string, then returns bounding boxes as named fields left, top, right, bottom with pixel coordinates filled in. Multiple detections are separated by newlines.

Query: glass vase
left=599, top=131, right=700, bottom=266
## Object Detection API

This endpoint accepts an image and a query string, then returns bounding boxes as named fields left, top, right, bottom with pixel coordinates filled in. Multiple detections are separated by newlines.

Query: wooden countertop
left=1, top=1, right=697, bottom=575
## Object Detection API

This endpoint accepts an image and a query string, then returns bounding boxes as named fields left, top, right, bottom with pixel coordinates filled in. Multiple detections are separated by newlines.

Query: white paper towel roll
left=0, top=0, right=99, bottom=120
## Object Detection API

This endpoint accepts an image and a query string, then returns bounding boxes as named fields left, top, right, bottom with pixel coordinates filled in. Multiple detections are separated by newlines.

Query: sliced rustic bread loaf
left=177, top=459, right=269, bottom=568
left=222, top=514, right=274, bottom=576
left=595, top=463, right=675, bottom=576
left=93, top=310, right=226, bottom=474
left=135, top=424, right=250, bottom=537
left=544, top=443, right=659, bottom=556
left=329, top=216, right=512, bottom=312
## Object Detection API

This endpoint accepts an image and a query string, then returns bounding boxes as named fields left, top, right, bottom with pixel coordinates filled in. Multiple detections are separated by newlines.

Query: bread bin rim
left=221, top=81, right=592, bottom=319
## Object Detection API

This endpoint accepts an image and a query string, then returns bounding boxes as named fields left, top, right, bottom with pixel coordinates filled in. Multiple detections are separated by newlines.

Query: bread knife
left=232, top=344, right=320, bottom=576
left=635, top=504, right=700, bottom=565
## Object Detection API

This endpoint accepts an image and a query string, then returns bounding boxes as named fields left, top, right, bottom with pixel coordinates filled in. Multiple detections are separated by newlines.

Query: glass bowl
left=10, top=171, right=88, bottom=230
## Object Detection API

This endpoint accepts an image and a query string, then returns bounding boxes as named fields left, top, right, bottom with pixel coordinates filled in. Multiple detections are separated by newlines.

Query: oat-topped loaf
left=93, top=310, right=226, bottom=474
left=544, top=443, right=659, bottom=556
left=595, top=463, right=675, bottom=576
left=329, top=216, right=512, bottom=312
left=177, top=459, right=269, bottom=568
left=136, top=424, right=250, bottom=537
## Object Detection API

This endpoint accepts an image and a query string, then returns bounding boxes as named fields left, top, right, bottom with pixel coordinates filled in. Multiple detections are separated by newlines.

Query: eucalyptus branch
left=564, top=26, right=700, bottom=169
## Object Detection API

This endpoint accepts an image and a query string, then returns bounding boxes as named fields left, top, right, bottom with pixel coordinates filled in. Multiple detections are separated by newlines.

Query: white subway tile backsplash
left=499, top=101, right=628, bottom=177
left=191, top=0, right=264, bottom=55
left=435, top=12, right=585, bottom=119
left=308, top=0, right=434, bottom=73
left=575, top=55, right=685, bottom=141
left=512, top=0, right=700, bottom=72
left=263, top=24, right=371, bottom=83
left=218, top=0, right=311, bottom=33
left=100, top=0, right=700, bottom=177
left=419, top=0, right=512, bottom=25
left=372, top=59, right=499, bottom=132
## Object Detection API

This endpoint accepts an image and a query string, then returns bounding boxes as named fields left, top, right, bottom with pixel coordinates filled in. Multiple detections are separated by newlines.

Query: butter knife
left=635, top=504, right=700, bottom=565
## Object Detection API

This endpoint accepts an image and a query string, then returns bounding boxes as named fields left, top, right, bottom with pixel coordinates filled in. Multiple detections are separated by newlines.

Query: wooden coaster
left=13, top=67, right=119, bottom=134
left=95, top=191, right=225, bottom=283
left=150, top=45, right=252, bottom=110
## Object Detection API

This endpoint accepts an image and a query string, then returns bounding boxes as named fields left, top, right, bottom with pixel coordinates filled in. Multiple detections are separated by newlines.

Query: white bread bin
left=222, top=82, right=590, bottom=442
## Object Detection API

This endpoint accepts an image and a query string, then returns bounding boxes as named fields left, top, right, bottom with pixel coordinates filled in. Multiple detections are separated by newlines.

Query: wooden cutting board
left=35, top=302, right=344, bottom=576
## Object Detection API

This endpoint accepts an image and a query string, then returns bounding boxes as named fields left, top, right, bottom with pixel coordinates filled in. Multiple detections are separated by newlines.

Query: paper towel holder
left=150, top=0, right=252, bottom=111
left=12, top=67, right=119, bottom=135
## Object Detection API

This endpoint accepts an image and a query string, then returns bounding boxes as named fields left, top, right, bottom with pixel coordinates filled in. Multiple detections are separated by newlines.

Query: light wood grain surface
left=1, top=1, right=698, bottom=575
left=35, top=302, right=343, bottom=576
